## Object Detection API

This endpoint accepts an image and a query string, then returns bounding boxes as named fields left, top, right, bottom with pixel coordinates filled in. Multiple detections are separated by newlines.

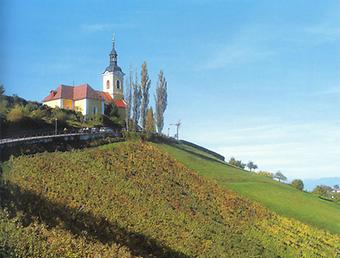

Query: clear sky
left=1, top=0, right=340, bottom=180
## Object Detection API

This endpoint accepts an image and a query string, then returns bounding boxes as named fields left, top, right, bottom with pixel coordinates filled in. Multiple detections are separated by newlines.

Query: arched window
left=106, top=80, right=110, bottom=89
left=116, top=80, right=120, bottom=89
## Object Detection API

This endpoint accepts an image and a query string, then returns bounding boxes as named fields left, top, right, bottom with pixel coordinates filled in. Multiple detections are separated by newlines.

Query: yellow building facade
left=43, top=84, right=104, bottom=116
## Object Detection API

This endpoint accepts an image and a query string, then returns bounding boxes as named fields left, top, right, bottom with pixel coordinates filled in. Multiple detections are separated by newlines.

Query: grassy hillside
left=1, top=142, right=340, bottom=257
left=157, top=142, right=340, bottom=235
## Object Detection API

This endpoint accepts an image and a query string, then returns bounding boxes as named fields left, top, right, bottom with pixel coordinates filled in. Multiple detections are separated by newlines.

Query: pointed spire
left=110, top=33, right=117, bottom=66
left=104, top=34, right=124, bottom=74
left=112, top=33, right=115, bottom=48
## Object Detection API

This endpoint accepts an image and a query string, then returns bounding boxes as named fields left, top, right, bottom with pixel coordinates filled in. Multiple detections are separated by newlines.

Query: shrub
left=228, top=157, right=246, bottom=169
left=30, top=109, right=48, bottom=120
left=6, top=105, right=27, bottom=122
left=291, top=179, right=304, bottom=191
left=122, top=131, right=143, bottom=141
left=257, top=171, right=274, bottom=178
left=24, top=102, right=40, bottom=113
left=52, top=108, right=69, bottom=122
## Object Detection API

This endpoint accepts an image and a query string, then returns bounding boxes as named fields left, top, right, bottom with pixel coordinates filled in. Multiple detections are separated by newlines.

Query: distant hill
left=1, top=141, right=339, bottom=257
left=303, top=177, right=340, bottom=191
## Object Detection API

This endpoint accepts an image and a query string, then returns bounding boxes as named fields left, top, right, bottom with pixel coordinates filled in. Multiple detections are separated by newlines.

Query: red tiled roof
left=43, top=84, right=103, bottom=102
left=43, top=84, right=127, bottom=109
left=98, top=91, right=127, bottom=108
left=113, top=99, right=127, bottom=108
left=99, top=91, right=114, bottom=102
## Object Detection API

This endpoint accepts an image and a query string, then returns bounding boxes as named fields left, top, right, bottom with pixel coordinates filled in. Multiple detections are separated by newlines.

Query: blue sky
left=1, top=0, right=340, bottom=180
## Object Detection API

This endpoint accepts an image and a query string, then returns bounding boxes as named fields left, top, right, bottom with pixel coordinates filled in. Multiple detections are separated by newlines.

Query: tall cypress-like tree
left=155, top=70, right=167, bottom=134
left=124, top=69, right=133, bottom=130
left=145, top=107, right=156, bottom=133
left=140, top=62, right=151, bottom=130
left=132, top=71, right=142, bottom=131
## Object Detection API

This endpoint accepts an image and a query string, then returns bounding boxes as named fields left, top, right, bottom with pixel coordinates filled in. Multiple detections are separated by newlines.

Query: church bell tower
left=102, top=35, right=125, bottom=99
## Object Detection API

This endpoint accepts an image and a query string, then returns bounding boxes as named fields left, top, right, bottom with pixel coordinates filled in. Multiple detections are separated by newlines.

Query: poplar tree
left=155, top=70, right=167, bottom=134
left=145, top=107, right=156, bottom=133
left=124, top=70, right=133, bottom=130
left=140, top=62, right=151, bottom=130
left=132, top=71, right=142, bottom=131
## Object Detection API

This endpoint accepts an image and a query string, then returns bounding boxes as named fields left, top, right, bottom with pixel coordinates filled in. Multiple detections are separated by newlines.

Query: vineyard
left=1, top=141, right=340, bottom=257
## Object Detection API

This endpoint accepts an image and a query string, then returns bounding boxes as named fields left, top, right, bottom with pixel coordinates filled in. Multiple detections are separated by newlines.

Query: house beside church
left=43, top=36, right=127, bottom=116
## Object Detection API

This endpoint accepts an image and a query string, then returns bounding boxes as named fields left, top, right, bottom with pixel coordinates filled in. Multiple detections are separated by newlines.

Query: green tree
left=274, top=171, right=287, bottom=182
left=24, top=102, right=39, bottom=113
left=334, top=193, right=340, bottom=202
left=0, top=98, right=8, bottom=114
left=6, top=105, right=27, bottom=122
left=228, top=157, right=246, bottom=169
left=52, top=108, right=69, bottom=122
left=312, top=185, right=332, bottom=197
left=246, top=161, right=258, bottom=172
left=140, top=62, right=151, bottom=130
left=132, top=71, right=142, bottom=131
left=105, top=103, right=119, bottom=118
left=291, top=179, right=304, bottom=191
left=30, top=108, right=48, bottom=120
left=0, top=84, right=5, bottom=95
left=155, top=70, right=168, bottom=134
left=145, top=107, right=156, bottom=133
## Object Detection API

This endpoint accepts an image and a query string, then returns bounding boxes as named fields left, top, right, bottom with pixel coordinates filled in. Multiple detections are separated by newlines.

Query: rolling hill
left=156, top=142, right=340, bottom=235
left=1, top=141, right=339, bottom=257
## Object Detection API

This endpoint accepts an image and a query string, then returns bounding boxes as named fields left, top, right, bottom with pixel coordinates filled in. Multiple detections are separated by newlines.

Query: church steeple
left=102, top=34, right=125, bottom=100
left=110, top=34, right=117, bottom=66
left=104, top=34, right=123, bottom=74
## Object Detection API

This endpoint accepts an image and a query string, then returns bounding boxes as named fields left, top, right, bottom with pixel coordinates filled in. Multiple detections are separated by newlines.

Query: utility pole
left=170, top=120, right=181, bottom=140
left=167, top=127, right=170, bottom=137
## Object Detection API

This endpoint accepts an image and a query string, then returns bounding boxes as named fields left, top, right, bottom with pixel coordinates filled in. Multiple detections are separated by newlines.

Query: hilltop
left=1, top=141, right=339, bottom=257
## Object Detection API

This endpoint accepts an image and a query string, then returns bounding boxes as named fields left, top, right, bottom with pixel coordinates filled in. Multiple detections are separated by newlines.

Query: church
left=43, top=37, right=127, bottom=116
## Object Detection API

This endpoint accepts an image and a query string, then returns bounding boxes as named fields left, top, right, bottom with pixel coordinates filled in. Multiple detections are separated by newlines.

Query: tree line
left=125, top=62, right=167, bottom=134
left=312, top=184, right=340, bottom=202
left=227, top=156, right=308, bottom=191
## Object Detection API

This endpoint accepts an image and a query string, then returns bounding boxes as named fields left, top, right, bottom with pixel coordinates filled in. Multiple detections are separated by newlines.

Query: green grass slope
left=1, top=142, right=339, bottom=257
left=157, top=142, right=340, bottom=235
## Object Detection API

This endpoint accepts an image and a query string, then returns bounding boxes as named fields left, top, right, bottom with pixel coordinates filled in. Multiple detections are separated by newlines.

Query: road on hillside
left=0, top=131, right=122, bottom=146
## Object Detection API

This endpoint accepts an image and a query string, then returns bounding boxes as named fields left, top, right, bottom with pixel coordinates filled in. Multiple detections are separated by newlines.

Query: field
left=1, top=141, right=339, bottom=257
left=156, top=142, right=340, bottom=235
